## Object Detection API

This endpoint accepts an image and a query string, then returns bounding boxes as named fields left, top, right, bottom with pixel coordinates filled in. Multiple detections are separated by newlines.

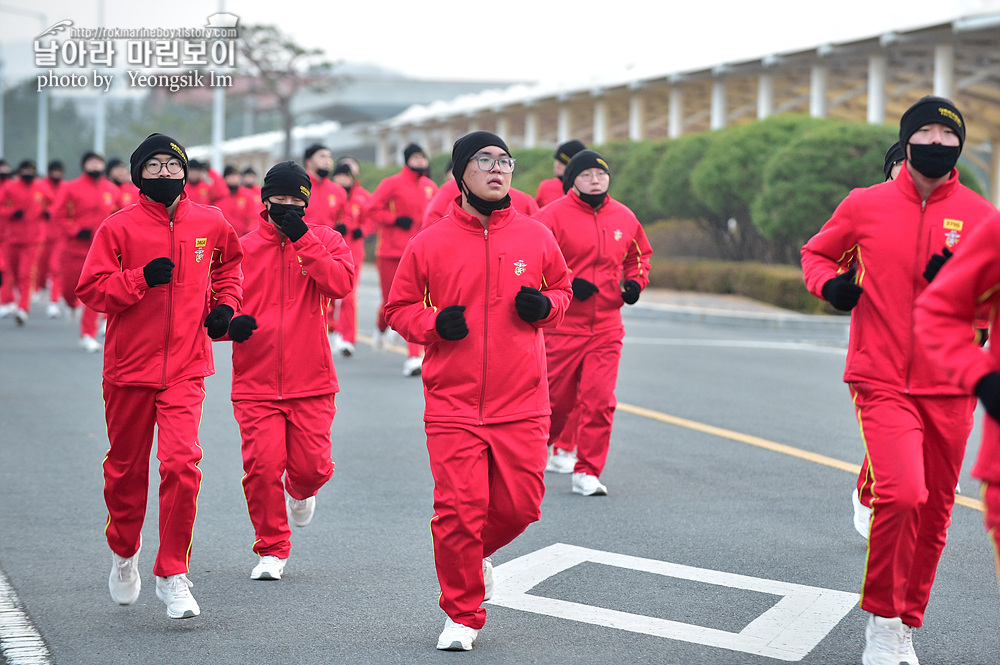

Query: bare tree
left=238, top=24, right=345, bottom=160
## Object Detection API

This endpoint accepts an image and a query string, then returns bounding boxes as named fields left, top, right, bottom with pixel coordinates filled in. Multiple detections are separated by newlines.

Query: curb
left=623, top=301, right=851, bottom=332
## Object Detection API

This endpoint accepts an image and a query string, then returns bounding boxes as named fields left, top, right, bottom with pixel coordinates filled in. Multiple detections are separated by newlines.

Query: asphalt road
left=1, top=276, right=998, bottom=665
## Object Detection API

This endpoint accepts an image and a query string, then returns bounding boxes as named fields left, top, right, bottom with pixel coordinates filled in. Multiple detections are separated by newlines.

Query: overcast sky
left=2, top=0, right=999, bottom=87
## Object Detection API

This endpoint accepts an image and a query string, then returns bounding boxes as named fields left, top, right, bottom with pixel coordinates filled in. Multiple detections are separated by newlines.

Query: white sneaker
left=402, top=355, right=422, bottom=377
left=852, top=488, right=871, bottom=540
left=339, top=341, right=355, bottom=357
left=483, top=557, right=494, bottom=601
left=436, top=617, right=478, bottom=651
left=546, top=448, right=577, bottom=474
left=155, top=574, right=200, bottom=619
left=250, top=555, right=287, bottom=581
left=287, top=495, right=316, bottom=527
left=371, top=327, right=386, bottom=353
left=46, top=302, right=61, bottom=319
left=572, top=472, right=608, bottom=496
left=108, top=544, right=141, bottom=605
left=329, top=330, right=343, bottom=349
left=863, top=615, right=906, bottom=665
left=14, top=309, right=27, bottom=326
left=900, top=623, right=920, bottom=665
left=79, top=335, right=102, bottom=353
left=0, top=303, right=15, bottom=318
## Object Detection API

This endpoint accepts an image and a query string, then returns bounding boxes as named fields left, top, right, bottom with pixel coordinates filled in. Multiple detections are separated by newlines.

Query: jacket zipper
left=479, top=227, right=490, bottom=425
left=278, top=239, right=285, bottom=399
left=162, top=219, right=174, bottom=389
left=905, top=198, right=928, bottom=393
left=592, top=209, right=601, bottom=332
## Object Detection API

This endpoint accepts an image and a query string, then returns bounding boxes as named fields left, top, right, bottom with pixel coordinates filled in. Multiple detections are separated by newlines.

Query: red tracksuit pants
left=376, top=255, right=421, bottom=357
left=35, top=236, right=62, bottom=303
left=102, top=378, right=206, bottom=577
left=0, top=241, right=40, bottom=310
left=850, top=382, right=974, bottom=627
left=63, top=242, right=99, bottom=338
left=545, top=328, right=623, bottom=477
left=426, top=417, right=548, bottom=629
left=233, top=394, right=336, bottom=558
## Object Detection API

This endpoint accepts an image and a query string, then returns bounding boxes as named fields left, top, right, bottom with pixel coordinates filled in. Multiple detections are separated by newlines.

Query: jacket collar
left=894, top=162, right=960, bottom=203
left=138, top=191, right=190, bottom=223
left=447, top=195, right=516, bottom=232
left=255, top=209, right=285, bottom=242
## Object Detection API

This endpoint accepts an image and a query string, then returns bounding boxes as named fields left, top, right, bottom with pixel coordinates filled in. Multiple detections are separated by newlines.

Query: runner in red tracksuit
left=36, top=162, right=65, bottom=317
left=801, top=96, right=993, bottom=665
left=107, top=158, right=141, bottom=208
left=0, top=161, right=51, bottom=323
left=215, top=166, right=259, bottom=236
left=914, top=214, right=1000, bottom=608
left=422, top=178, right=539, bottom=229
left=184, top=160, right=228, bottom=204
left=328, top=162, right=371, bottom=356
left=385, top=132, right=572, bottom=651
left=535, top=150, right=652, bottom=497
left=534, top=139, right=586, bottom=207
left=228, top=161, right=356, bottom=581
left=50, top=151, right=119, bottom=351
left=76, top=133, right=244, bottom=620
left=365, top=143, right=437, bottom=374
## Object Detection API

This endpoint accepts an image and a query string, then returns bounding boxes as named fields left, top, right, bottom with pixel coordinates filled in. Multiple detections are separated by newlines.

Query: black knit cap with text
left=899, top=95, right=965, bottom=150
left=260, top=160, right=312, bottom=207
left=554, top=139, right=586, bottom=165
left=562, top=150, right=610, bottom=193
left=129, top=133, right=187, bottom=186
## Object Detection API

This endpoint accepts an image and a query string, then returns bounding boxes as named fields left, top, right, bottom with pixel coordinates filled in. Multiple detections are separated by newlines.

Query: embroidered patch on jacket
left=943, top=219, right=963, bottom=247
left=614, top=229, right=623, bottom=241
left=298, top=255, right=307, bottom=275
left=195, top=237, right=207, bottom=262
left=514, top=260, right=527, bottom=276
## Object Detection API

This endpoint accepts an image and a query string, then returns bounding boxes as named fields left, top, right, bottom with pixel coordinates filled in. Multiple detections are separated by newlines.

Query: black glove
left=11, top=210, right=24, bottom=220
left=42, top=210, right=50, bottom=220
left=572, top=277, right=599, bottom=301
left=334, top=223, right=348, bottom=236
left=393, top=216, right=413, bottom=230
left=228, top=315, right=257, bottom=343
left=975, top=372, right=1000, bottom=423
left=923, top=247, right=953, bottom=282
left=622, top=279, right=641, bottom=305
left=351, top=227, right=364, bottom=240
left=435, top=305, right=468, bottom=341
left=143, top=257, right=174, bottom=287
left=75, top=228, right=93, bottom=241
left=977, top=328, right=990, bottom=348
left=515, top=286, right=551, bottom=323
left=821, top=267, right=863, bottom=312
left=204, top=304, right=234, bottom=339
left=277, top=207, right=308, bottom=242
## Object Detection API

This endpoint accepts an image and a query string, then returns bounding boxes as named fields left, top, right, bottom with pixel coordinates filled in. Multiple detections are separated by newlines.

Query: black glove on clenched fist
left=334, top=223, right=348, bottom=236
left=393, top=216, right=414, bottom=230
left=435, top=305, right=468, bottom=341
left=143, top=257, right=174, bottom=287
left=821, top=267, right=863, bottom=312
left=975, top=372, right=1000, bottom=423
left=622, top=279, right=641, bottom=305
left=228, top=315, right=257, bottom=343
left=572, top=277, right=599, bottom=301
left=923, top=247, right=953, bottom=282
left=515, top=286, right=551, bottom=323
left=278, top=208, right=308, bottom=242
left=352, top=227, right=364, bottom=240
left=76, top=228, right=93, bottom=241
left=11, top=210, right=24, bottom=220
left=204, top=304, right=234, bottom=339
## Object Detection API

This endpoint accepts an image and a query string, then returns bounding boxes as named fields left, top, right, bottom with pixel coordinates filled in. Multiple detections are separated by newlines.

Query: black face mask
left=907, top=143, right=960, bottom=179
left=228, top=184, right=239, bottom=195
left=48, top=176, right=62, bottom=184
left=20, top=174, right=35, bottom=184
left=267, top=202, right=306, bottom=224
left=141, top=178, right=186, bottom=206
left=578, top=191, right=608, bottom=209
left=0, top=173, right=10, bottom=182
left=85, top=170, right=104, bottom=179
left=460, top=180, right=510, bottom=217
left=411, top=166, right=428, bottom=178
left=315, top=168, right=330, bottom=179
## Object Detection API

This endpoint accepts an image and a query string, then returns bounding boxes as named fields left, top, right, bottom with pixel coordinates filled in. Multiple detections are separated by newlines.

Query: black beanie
left=883, top=142, right=905, bottom=181
left=899, top=95, right=965, bottom=151
left=81, top=151, right=104, bottom=168
left=223, top=165, right=239, bottom=177
left=47, top=160, right=64, bottom=173
left=17, top=159, right=36, bottom=172
left=450, top=131, right=511, bottom=188
left=332, top=163, right=353, bottom=178
left=303, top=143, right=328, bottom=162
left=260, top=160, right=312, bottom=207
left=562, top=150, right=610, bottom=193
left=106, top=158, right=124, bottom=171
left=129, top=133, right=188, bottom=187
left=554, top=139, right=586, bottom=165
left=403, top=143, right=426, bottom=164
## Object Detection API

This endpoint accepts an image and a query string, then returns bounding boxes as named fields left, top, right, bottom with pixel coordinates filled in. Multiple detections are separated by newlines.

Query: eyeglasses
left=143, top=158, right=184, bottom=175
left=473, top=156, right=516, bottom=173
left=576, top=170, right=610, bottom=181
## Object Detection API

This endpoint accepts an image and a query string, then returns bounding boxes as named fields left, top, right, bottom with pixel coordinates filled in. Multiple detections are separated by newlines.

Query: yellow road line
left=617, top=402, right=984, bottom=513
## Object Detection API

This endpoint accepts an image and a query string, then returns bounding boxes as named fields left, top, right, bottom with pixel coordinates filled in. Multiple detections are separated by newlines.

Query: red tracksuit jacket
left=115, top=182, right=141, bottom=209
left=365, top=166, right=437, bottom=259
left=50, top=174, right=119, bottom=241
left=335, top=184, right=372, bottom=267
left=76, top=194, right=244, bottom=388
left=0, top=179, right=51, bottom=244
left=422, top=180, right=539, bottom=229
left=535, top=190, right=653, bottom=335
left=384, top=201, right=572, bottom=426
left=914, top=215, right=1000, bottom=482
left=307, top=174, right=347, bottom=229
left=185, top=169, right=229, bottom=205
left=215, top=189, right=259, bottom=237
left=802, top=166, right=995, bottom=394
left=230, top=214, right=356, bottom=401
left=535, top=177, right=565, bottom=207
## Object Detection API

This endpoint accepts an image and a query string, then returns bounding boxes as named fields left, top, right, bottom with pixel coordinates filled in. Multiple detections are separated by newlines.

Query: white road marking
left=624, top=337, right=847, bottom=355
left=0, top=568, right=52, bottom=665
left=488, top=543, right=858, bottom=662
